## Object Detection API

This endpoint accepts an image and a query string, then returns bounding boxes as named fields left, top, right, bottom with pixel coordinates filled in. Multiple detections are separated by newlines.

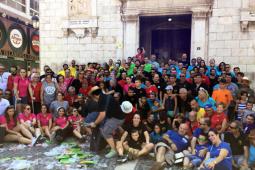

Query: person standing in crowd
left=28, top=73, right=42, bottom=114
left=190, top=99, right=205, bottom=121
left=195, top=88, right=216, bottom=110
left=7, top=65, right=17, bottom=97
left=243, top=114, right=255, bottom=135
left=50, top=92, right=69, bottom=118
left=224, top=120, right=249, bottom=169
left=41, top=73, right=58, bottom=107
left=0, top=64, right=10, bottom=93
left=57, top=75, right=68, bottom=95
left=0, top=89, right=10, bottom=115
left=13, top=68, right=30, bottom=113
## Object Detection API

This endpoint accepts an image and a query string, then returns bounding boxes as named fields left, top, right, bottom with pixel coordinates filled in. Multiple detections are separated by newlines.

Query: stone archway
left=120, top=0, right=213, bottom=60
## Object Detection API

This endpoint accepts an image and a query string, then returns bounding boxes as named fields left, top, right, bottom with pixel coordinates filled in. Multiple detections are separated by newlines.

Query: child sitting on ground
left=150, top=123, right=163, bottom=144
left=183, top=133, right=210, bottom=169
left=123, top=129, right=154, bottom=160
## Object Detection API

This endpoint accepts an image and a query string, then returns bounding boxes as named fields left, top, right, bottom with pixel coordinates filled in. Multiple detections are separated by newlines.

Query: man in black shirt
left=89, top=86, right=133, bottom=158
left=224, top=121, right=249, bottom=169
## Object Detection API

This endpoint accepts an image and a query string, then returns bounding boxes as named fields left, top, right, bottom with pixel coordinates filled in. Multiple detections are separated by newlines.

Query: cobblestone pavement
left=0, top=139, right=185, bottom=170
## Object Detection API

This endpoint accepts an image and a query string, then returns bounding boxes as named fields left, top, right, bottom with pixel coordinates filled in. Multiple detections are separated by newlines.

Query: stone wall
left=208, top=0, right=255, bottom=83
left=40, top=0, right=255, bottom=86
left=40, top=0, right=123, bottom=72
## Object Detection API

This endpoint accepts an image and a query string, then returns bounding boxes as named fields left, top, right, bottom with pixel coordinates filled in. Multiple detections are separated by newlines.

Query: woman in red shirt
left=37, top=104, right=52, bottom=140
left=28, top=73, right=42, bottom=114
left=0, top=106, right=32, bottom=144
left=210, top=103, right=228, bottom=134
left=68, top=108, right=84, bottom=140
left=18, top=104, right=38, bottom=140
left=51, top=107, right=70, bottom=143
left=13, top=68, right=30, bottom=113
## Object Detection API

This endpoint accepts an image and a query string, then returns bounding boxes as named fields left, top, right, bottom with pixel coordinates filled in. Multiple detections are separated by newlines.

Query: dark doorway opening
left=140, top=14, right=192, bottom=62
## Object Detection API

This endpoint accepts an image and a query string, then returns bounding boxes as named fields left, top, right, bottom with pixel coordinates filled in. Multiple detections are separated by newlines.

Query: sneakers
left=105, top=149, right=117, bottom=158
left=117, top=155, right=128, bottom=163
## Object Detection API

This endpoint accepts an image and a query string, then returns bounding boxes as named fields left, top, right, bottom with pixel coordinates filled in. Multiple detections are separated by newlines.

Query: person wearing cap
left=89, top=86, right=132, bottom=158
left=163, top=85, right=177, bottom=124
left=204, top=104, right=214, bottom=118
left=237, top=76, right=255, bottom=102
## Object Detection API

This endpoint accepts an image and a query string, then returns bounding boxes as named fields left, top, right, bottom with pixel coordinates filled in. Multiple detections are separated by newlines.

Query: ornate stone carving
left=63, top=0, right=98, bottom=38
left=69, top=0, right=91, bottom=19
left=192, top=8, right=211, bottom=19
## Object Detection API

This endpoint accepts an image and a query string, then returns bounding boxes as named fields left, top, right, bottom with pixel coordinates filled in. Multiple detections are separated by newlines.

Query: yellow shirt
left=197, top=108, right=205, bottom=121
left=69, top=66, right=76, bottom=77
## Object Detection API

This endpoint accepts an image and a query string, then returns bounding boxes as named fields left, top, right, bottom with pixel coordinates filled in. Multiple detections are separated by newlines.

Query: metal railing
left=0, top=0, right=39, bottom=16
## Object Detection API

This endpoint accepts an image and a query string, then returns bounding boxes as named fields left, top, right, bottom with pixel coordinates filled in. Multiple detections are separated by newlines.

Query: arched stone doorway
left=139, top=14, right=192, bottom=62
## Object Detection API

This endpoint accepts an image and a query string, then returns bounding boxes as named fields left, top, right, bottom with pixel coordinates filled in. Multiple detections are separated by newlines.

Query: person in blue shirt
left=195, top=88, right=217, bottom=110
left=183, top=133, right=210, bottom=168
left=153, top=123, right=189, bottom=168
left=199, top=129, right=232, bottom=170
left=150, top=123, right=163, bottom=144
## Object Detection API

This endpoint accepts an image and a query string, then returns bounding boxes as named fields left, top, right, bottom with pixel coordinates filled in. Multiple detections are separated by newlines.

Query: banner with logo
left=31, top=31, right=39, bottom=55
left=7, top=24, right=27, bottom=53
left=0, top=20, right=7, bottom=48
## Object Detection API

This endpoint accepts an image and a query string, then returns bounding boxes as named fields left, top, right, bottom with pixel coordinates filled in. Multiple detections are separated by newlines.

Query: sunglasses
left=26, top=108, right=31, bottom=110
left=198, top=138, right=207, bottom=141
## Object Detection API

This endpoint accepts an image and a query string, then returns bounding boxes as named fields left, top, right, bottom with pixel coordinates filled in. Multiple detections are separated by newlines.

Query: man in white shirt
left=0, top=89, right=10, bottom=115
left=0, top=64, right=11, bottom=93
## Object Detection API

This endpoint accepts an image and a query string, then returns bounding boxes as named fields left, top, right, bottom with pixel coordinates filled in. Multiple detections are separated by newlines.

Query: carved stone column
left=191, top=8, right=210, bottom=60
left=122, top=13, right=139, bottom=58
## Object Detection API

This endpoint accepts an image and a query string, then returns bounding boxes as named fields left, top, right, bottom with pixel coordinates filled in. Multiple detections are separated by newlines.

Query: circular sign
left=31, top=32, right=39, bottom=54
left=10, top=29, right=23, bottom=48
left=0, top=20, right=7, bottom=48
left=7, top=24, right=27, bottom=53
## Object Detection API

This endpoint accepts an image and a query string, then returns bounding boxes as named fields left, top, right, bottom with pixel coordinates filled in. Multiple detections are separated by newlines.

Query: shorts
left=154, top=142, right=171, bottom=153
left=84, top=112, right=99, bottom=123
left=100, top=118, right=124, bottom=139
left=186, top=155, right=202, bottom=167
left=16, top=96, right=28, bottom=104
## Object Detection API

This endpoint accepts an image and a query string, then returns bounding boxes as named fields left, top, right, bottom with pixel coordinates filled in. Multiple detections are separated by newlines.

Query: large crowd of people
left=0, top=49, right=255, bottom=170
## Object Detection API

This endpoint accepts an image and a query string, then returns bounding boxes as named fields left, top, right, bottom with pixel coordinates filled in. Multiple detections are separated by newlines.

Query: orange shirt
left=212, top=89, right=233, bottom=106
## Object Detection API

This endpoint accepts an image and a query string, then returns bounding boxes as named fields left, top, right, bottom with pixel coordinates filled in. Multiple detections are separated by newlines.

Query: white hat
left=243, top=77, right=250, bottom=82
left=165, top=85, right=173, bottom=90
left=120, top=101, right=133, bottom=114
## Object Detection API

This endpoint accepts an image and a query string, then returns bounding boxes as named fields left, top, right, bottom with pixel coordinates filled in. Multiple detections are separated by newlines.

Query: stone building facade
left=40, top=0, right=255, bottom=80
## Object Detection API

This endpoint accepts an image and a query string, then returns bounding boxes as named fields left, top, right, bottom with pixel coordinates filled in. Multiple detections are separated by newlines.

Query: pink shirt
left=68, top=115, right=83, bottom=129
left=55, top=116, right=68, bottom=129
left=18, top=113, right=36, bottom=125
left=37, top=113, right=52, bottom=127
left=14, top=76, right=30, bottom=97
left=0, top=115, right=16, bottom=130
